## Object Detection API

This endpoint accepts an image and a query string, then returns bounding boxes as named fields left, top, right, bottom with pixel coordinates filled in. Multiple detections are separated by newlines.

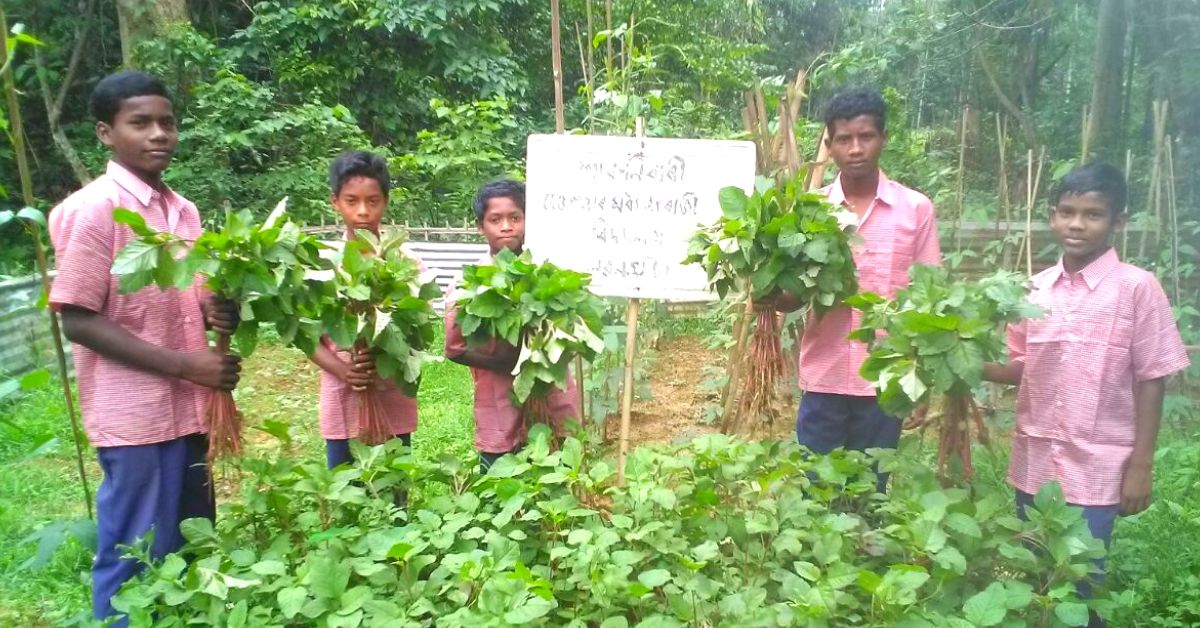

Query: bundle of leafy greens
left=848, top=265, right=1041, bottom=481
left=684, top=173, right=858, bottom=433
left=311, top=229, right=442, bottom=444
left=452, top=248, right=604, bottom=420
left=111, top=199, right=329, bottom=460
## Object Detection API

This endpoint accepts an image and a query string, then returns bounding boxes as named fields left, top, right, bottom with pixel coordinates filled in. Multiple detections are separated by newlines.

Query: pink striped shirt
left=444, top=255, right=579, bottom=453
left=316, top=242, right=426, bottom=439
left=317, top=337, right=418, bottom=439
left=48, top=161, right=211, bottom=447
left=798, top=171, right=942, bottom=396
left=1007, top=248, right=1190, bottom=505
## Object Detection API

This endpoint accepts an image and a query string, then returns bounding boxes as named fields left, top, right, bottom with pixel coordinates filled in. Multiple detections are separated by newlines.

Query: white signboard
left=524, top=134, right=756, bottom=300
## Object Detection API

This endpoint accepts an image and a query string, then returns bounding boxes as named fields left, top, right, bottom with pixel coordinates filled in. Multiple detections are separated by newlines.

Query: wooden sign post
left=524, top=131, right=756, bottom=484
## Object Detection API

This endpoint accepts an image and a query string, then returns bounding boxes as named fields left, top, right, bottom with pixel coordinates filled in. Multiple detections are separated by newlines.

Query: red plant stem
left=354, top=339, right=390, bottom=446
left=736, top=308, right=784, bottom=435
left=205, top=333, right=243, bottom=463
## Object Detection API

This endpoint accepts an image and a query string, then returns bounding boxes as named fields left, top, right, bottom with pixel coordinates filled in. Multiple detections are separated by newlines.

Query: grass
left=0, top=332, right=476, bottom=626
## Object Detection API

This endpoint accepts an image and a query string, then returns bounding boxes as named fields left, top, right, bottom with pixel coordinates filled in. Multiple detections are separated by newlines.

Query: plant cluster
left=684, top=173, right=858, bottom=433
left=452, top=249, right=605, bottom=410
left=111, top=204, right=441, bottom=455
left=111, top=428, right=1115, bottom=627
left=314, top=230, right=443, bottom=444
left=848, top=265, right=1041, bottom=480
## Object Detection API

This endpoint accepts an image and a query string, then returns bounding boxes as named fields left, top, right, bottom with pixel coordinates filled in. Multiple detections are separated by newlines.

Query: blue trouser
left=93, top=433, right=214, bottom=624
left=1016, top=489, right=1118, bottom=600
left=325, top=432, right=412, bottom=469
left=796, top=392, right=902, bottom=493
left=479, top=443, right=524, bottom=470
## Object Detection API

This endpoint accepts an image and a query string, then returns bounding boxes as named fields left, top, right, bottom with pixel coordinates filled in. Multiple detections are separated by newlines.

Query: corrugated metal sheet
left=0, top=273, right=71, bottom=399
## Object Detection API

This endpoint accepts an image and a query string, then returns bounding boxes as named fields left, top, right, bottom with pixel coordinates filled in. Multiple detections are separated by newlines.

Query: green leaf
left=638, top=569, right=671, bottom=588
left=1053, top=602, right=1090, bottom=627
left=19, top=368, right=51, bottom=390
left=112, top=208, right=155, bottom=237
left=16, top=206, right=45, bottom=227
left=963, top=582, right=1008, bottom=626
left=278, top=586, right=307, bottom=619
left=718, top=186, right=748, bottom=219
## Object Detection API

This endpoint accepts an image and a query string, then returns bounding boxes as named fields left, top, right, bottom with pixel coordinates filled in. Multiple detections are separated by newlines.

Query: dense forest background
left=2, top=0, right=1198, bottom=278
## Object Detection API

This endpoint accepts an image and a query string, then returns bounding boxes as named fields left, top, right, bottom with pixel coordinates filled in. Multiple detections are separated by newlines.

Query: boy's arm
left=61, top=305, right=240, bottom=390
left=310, top=341, right=375, bottom=391
left=1122, top=377, right=1165, bottom=515
left=1122, top=277, right=1192, bottom=515
left=444, top=300, right=520, bottom=373
left=982, top=320, right=1026, bottom=386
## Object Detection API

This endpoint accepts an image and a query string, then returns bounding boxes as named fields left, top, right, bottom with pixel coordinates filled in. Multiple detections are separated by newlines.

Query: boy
left=311, top=150, right=419, bottom=468
left=767, top=87, right=941, bottom=479
left=444, top=179, right=579, bottom=468
left=983, top=162, right=1189, bottom=590
left=48, top=71, right=241, bottom=623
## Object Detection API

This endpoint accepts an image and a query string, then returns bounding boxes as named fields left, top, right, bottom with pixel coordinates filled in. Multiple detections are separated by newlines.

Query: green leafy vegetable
left=848, top=265, right=1041, bottom=480
left=683, top=173, right=858, bottom=311
left=453, top=248, right=605, bottom=406
left=683, top=172, right=858, bottom=432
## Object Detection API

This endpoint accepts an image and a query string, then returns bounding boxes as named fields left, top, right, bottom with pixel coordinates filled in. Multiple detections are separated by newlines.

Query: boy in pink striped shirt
left=311, top=151, right=419, bottom=469
left=49, top=71, right=241, bottom=624
left=444, top=180, right=579, bottom=468
left=767, top=88, right=941, bottom=488
left=984, top=162, right=1189, bottom=597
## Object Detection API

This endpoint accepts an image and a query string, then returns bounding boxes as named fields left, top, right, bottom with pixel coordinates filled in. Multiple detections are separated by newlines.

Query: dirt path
left=621, top=334, right=724, bottom=446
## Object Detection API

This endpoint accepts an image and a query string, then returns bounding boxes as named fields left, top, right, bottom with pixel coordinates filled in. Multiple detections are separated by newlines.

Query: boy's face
left=1050, top=191, right=1123, bottom=270
left=332, top=175, right=387, bottom=235
left=96, top=95, right=177, bottom=182
left=825, top=114, right=886, bottom=181
left=478, top=196, right=525, bottom=255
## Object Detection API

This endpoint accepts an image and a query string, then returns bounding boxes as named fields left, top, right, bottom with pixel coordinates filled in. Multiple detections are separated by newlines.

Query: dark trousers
left=796, top=392, right=902, bottom=493
left=93, top=433, right=215, bottom=625
left=479, top=443, right=524, bottom=471
left=324, top=432, right=412, bottom=469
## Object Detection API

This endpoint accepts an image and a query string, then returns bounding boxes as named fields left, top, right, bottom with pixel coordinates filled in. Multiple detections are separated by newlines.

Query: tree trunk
left=1083, top=0, right=1129, bottom=161
left=115, top=0, right=189, bottom=67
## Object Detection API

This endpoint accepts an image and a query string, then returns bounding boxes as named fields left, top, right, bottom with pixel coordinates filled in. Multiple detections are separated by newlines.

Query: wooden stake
left=550, top=0, right=565, bottom=133
left=617, top=117, right=646, bottom=485
left=719, top=294, right=755, bottom=432
left=1122, top=148, right=1132, bottom=258
left=1024, top=149, right=1035, bottom=276
left=616, top=297, right=640, bottom=486
left=954, top=105, right=969, bottom=249
left=2, top=9, right=93, bottom=520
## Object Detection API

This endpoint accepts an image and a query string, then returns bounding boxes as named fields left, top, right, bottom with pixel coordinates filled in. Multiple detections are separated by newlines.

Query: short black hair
left=473, top=179, right=525, bottom=221
left=89, top=71, right=172, bottom=124
left=824, top=87, right=887, bottom=135
left=1053, top=161, right=1127, bottom=216
left=329, top=150, right=391, bottom=197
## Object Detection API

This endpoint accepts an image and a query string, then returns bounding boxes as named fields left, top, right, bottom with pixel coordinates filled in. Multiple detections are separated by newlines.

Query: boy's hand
left=1120, top=461, right=1153, bottom=515
left=202, top=297, right=240, bottom=335
left=180, top=350, right=242, bottom=390
left=347, top=349, right=377, bottom=392
left=903, top=403, right=930, bottom=430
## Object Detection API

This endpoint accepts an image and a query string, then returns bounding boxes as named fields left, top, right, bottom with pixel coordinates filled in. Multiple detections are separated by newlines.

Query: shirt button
left=1055, top=400, right=1063, bottom=408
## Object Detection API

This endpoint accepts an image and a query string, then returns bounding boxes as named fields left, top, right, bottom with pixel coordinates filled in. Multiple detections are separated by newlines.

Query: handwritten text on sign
left=525, top=134, right=756, bottom=300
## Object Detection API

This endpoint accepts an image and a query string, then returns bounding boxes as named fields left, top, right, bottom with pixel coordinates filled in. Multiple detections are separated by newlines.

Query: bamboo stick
left=954, top=105, right=969, bottom=250
left=1024, top=149, right=1035, bottom=276
left=550, top=0, right=565, bottom=134
left=616, top=297, right=639, bottom=486
left=1, top=9, right=93, bottom=520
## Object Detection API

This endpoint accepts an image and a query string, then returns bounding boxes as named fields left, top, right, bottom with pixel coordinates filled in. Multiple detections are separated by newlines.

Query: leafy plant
left=848, top=265, right=1041, bottom=481
left=110, top=427, right=1115, bottom=627
left=452, top=248, right=604, bottom=417
left=112, top=200, right=330, bottom=460
left=313, top=229, right=442, bottom=444
left=684, top=172, right=858, bottom=433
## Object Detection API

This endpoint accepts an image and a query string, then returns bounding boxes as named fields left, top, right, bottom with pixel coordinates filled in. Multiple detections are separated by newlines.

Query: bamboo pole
left=719, top=295, right=754, bottom=432
left=1166, top=138, right=1181, bottom=306
left=1024, top=149, right=1035, bottom=276
left=604, top=0, right=614, bottom=82
left=1, top=9, right=93, bottom=520
left=1122, top=148, right=1132, bottom=258
left=616, top=297, right=640, bottom=486
left=616, top=117, right=646, bottom=485
left=954, top=105, right=969, bottom=250
left=550, top=0, right=565, bottom=134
